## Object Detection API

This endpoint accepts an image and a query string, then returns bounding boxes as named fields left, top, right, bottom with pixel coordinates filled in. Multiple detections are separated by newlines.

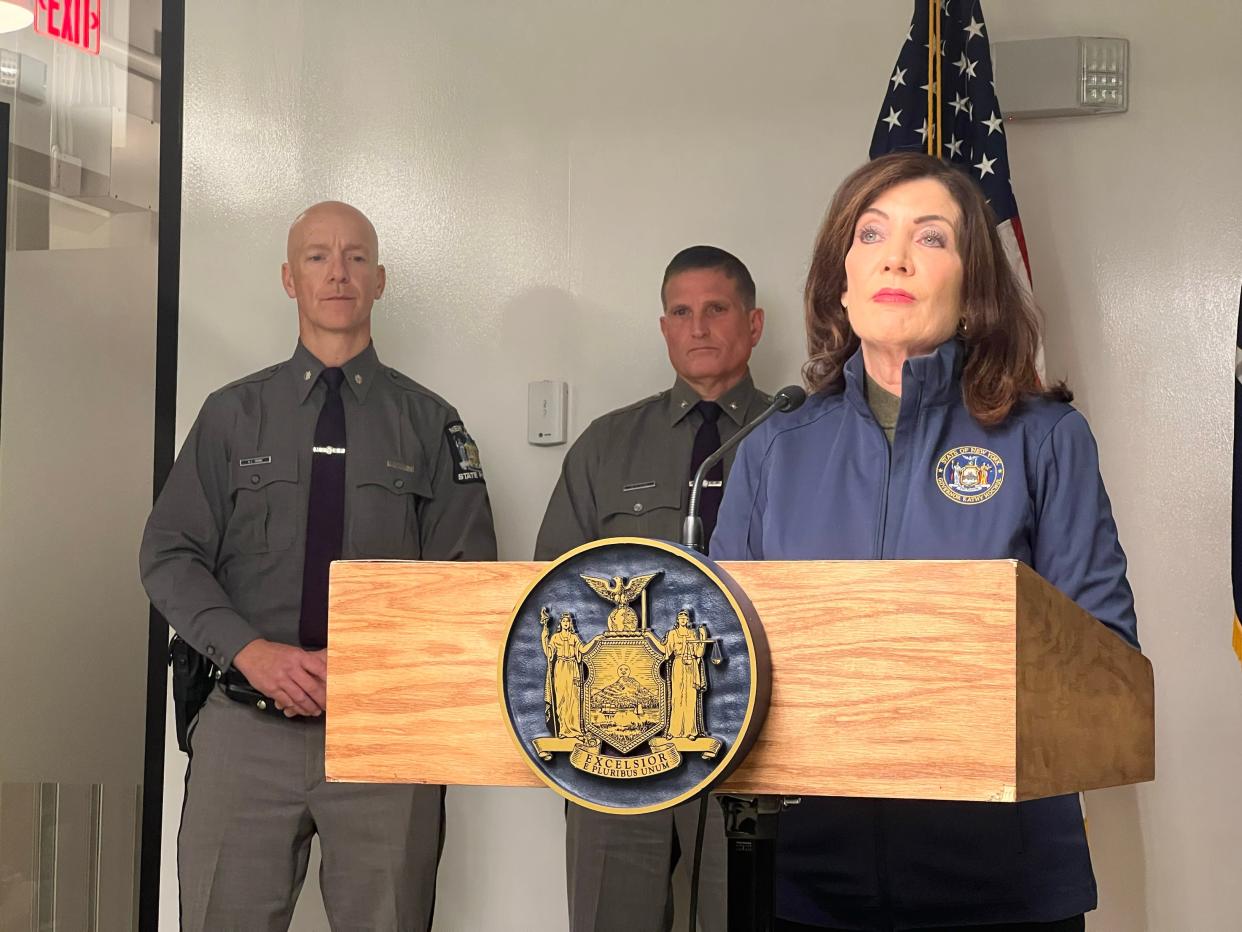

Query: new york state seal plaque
left=498, top=538, right=771, bottom=814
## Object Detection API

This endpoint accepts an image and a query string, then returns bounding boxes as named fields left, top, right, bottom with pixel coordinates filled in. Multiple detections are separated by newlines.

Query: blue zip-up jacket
left=711, top=339, right=1138, bottom=930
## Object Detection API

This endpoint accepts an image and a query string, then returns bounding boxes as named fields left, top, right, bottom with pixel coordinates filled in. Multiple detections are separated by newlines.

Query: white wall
left=166, top=1, right=1242, bottom=929
left=995, top=5, right=1242, bottom=930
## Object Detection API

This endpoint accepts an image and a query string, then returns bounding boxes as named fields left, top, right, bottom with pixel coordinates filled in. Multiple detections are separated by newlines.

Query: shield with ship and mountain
left=581, top=633, right=668, bottom=754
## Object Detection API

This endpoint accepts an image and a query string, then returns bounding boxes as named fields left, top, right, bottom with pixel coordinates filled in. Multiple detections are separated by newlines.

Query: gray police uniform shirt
left=140, top=342, right=498, bottom=672
left=534, top=373, right=771, bottom=560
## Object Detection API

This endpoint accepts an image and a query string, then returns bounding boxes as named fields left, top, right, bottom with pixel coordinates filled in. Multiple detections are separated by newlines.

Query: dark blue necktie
left=299, top=367, right=346, bottom=649
left=690, top=401, right=724, bottom=552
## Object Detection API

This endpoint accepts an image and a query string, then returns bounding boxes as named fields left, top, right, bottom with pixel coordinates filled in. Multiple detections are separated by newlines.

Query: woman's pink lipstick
left=872, top=288, right=916, bottom=303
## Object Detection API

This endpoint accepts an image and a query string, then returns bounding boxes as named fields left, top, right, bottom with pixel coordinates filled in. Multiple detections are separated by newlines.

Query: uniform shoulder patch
left=610, top=391, right=666, bottom=417
left=386, top=368, right=453, bottom=407
left=219, top=362, right=283, bottom=393
left=936, top=445, right=1005, bottom=505
left=445, top=420, right=485, bottom=484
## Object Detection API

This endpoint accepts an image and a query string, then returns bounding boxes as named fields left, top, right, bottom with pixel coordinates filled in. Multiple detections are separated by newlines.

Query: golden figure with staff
left=540, top=608, right=585, bottom=739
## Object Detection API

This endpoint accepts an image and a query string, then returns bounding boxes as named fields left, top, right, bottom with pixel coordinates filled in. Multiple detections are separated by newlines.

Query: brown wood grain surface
left=1014, top=563, right=1155, bottom=800
left=325, top=559, right=1153, bottom=802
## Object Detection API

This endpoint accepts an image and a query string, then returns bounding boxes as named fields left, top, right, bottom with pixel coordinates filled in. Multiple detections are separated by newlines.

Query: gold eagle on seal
left=579, top=573, right=660, bottom=632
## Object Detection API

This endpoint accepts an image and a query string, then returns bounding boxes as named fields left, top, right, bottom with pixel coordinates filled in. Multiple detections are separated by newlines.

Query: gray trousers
left=178, top=689, right=443, bottom=932
left=566, top=798, right=728, bottom=932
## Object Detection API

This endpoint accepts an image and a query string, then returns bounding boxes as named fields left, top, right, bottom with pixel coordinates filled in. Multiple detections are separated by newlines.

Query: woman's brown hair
left=803, top=152, right=1069, bottom=426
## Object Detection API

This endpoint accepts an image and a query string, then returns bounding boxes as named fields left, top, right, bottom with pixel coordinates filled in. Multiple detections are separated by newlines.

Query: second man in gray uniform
left=535, top=245, right=770, bottom=932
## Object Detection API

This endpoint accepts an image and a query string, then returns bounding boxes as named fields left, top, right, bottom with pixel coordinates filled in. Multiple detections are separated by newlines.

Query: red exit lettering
left=35, top=0, right=102, bottom=56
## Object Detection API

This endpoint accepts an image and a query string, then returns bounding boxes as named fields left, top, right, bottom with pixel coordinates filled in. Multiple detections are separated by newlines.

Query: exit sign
left=35, top=0, right=102, bottom=56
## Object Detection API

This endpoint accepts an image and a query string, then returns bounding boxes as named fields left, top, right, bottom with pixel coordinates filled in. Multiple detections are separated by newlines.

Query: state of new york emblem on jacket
left=935, top=445, right=1006, bottom=505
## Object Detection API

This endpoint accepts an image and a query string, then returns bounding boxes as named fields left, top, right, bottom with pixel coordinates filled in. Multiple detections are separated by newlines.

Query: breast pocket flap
left=598, top=480, right=683, bottom=520
left=230, top=455, right=298, bottom=492
left=354, top=456, right=433, bottom=500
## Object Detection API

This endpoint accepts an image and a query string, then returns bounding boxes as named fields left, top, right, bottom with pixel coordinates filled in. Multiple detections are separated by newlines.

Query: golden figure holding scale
left=661, top=609, right=711, bottom=740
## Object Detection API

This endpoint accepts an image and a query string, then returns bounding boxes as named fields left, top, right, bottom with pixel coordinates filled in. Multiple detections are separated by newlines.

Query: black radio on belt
left=169, top=635, right=292, bottom=754
left=168, top=634, right=218, bottom=753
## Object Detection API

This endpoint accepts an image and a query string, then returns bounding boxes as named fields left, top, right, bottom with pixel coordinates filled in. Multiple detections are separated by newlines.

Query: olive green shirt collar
left=669, top=372, right=757, bottom=427
left=291, top=341, right=381, bottom=405
left=864, top=371, right=900, bottom=445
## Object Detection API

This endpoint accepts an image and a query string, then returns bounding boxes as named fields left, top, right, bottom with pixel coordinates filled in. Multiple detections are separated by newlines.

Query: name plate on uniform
left=498, top=538, right=771, bottom=814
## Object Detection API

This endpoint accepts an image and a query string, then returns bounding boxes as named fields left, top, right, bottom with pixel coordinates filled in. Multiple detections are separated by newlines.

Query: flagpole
left=935, top=2, right=943, bottom=157
left=925, top=1, right=935, bottom=155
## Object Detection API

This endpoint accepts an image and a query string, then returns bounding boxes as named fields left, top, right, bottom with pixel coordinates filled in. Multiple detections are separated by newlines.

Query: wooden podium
left=325, top=558, right=1153, bottom=804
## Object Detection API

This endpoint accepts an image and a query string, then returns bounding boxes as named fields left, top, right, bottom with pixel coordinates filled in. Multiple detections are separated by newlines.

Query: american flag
left=869, top=0, right=1032, bottom=290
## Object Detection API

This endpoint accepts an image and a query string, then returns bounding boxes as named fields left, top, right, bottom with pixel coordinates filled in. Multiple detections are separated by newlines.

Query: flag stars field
left=869, top=0, right=1033, bottom=296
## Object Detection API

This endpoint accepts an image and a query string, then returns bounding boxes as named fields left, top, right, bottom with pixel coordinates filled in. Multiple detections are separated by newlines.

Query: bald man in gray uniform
left=535, top=245, right=769, bottom=932
left=141, top=202, right=496, bottom=931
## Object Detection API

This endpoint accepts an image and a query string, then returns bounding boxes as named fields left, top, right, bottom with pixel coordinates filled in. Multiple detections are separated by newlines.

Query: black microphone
left=682, top=384, right=808, bottom=553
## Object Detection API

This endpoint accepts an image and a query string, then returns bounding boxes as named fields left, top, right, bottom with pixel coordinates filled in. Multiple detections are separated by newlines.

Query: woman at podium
left=711, top=152, right=1138, bottom=932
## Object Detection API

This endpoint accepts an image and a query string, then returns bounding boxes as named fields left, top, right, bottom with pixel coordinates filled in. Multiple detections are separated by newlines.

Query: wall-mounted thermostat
left=528, top=380, right=568, bottom=445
